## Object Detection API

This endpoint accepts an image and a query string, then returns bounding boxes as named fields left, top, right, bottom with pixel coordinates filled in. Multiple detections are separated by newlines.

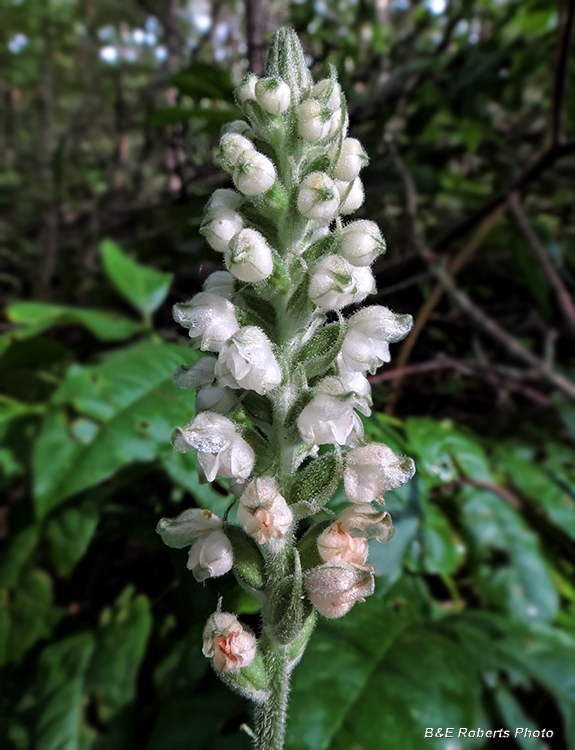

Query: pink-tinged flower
left=173, top=293, right=240, bottom=352
left=215, top=326, right=282, bottom=395
left=338, top=503, right=395, bottom=543
left=317, top=522, right=369, bottom=565
left=344, top=443, right=416, bottom=503
left=340, top=306, right=413, bottom=374
left=203, top=611, right=257, bottom=673
left=305, top=561, right=375, bottom=619
left=172, top=412, right=255, bottom=482
left=187, top=530, right=234, bottom=582
left=237, top=476, right=293, bottom=550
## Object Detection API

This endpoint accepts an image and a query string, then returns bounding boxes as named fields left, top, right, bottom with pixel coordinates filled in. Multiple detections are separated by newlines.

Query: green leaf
left=294, top=323, right=345, bottom=380
left=33, top=343, right=199, bottom=517
left=409, top=502, right=465, bottom=575
left=289, top=454, right=341, bottom=519
left=5, top=302, right=142, bottom=343
left=494, top=686, right=548, bottom=750
left=496, top=448, right=575, bottom=541
left=224, top=524, right=266, bottom=591
left=86, top=587, right=152, bottom=722
left=45, top=498, right=101, bottom=576
left=100, top=240, right=173, bottom=316
left=286, top=577, right=427, bottom=750
left=172, top=62, right=235, bottom=101
left=460, top=486, right=558, bottom=622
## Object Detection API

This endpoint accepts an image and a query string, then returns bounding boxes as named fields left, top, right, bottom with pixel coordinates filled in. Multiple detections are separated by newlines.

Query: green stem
left=254, top=641, right=291, bottom=750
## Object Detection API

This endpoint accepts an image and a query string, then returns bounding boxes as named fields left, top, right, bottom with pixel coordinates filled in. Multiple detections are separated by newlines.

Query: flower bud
left=173, top=356, right=238, bottom=415
left=173, top=292, right=240, bottom=352
left=203, top=611, right=257, bottom=673
left=172, top=412, right=255, bottom=482
left=215, top=326, right=282, bottom=395
left=201, top=209, right=243, bottom=253
left=326, top=107, right=345, bottom=139
left=312, top=79, right=342, bottom=111
left=297, top=172, right=340, bottom=221
left=205, top=188, right=242, bottom=216
left=297, top=99, right=330, bottom=142
left=225, top=228, right=274, bottom=283
left=237, top=73, right=258, bottom=104
left=188, top=530, right=234, bottom=582
left=219, top=132, right=254, bottom=172
left=255, top=76, right=291, bottom=114
left=341, top=306, right=413, bottom=373
left=222, top=119, right=252, bottom=136
left=237, top=476, right=293, bottom=550
left=317, top=522, right=368, bottom=565
left=308, top=255, right=375, bottom=310
left=332, top=138, right=368, bottom=182
left=233, top=149, right=276, bottom=196
left=297, top=377, right=367, bottom=449
left=156, top=507, right=222, bottom=549
left=203, top=270, right=235, bottom=299
left=344, top=443, right=416, bottom=503
left=339, top=220, right=386, bottom=266
left=305, top=561, right=374, bottom=619
left=338, top=503, right=395, bottom=543
left=336, top=177, right=364, bottom=215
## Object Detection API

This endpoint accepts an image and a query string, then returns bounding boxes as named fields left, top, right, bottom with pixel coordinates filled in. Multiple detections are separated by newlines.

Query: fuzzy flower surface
left=203, top=612, right=257, bottom=673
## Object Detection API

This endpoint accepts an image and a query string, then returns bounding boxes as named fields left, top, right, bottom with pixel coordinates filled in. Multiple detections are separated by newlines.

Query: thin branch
left=508, top=192, right=575, bottom=336
left=550, top=0, right=575, bottom=146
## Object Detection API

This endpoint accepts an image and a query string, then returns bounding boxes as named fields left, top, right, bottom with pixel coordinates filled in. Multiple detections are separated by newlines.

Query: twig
left=550, top=0, right=575, bottom=147
left=461, top=478, right=523, bottom=509
left=508, top=192, right=575, bottom=336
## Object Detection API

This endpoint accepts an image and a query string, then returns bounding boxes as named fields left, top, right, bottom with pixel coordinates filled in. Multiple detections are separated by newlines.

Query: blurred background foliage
left=1, top=0, right=575, bottom=748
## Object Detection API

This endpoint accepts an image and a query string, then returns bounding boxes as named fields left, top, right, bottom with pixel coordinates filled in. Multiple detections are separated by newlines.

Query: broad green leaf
left=496, top=448, right=575, bottom=541
left=408, top=502, right=465, bottom=575
left=5, top=302, right=142, bottom=344
left=494, top=686, right=547, bottom=750
left=33, top=343, right=199, bottom=517
left=86, top=587, right=152, bottom=722
left=286, top=577, right=427, bottom=750
left=100, top=240, right=173, bottom=316
left=460, top=486, right=558, bottom=622
left=33, top=633, right=96, bottom=750
left=45, top=498, right=101, bottom=576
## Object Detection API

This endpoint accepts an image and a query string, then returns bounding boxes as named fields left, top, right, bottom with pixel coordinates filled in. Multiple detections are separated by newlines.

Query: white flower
left=308, top=255, right=375, bottom=310
left=339, top=220, right=386, bottom=266
left=156, top=507, right=223, bottom=548
left=297, top=172, right=340, bottom=220
left=173, top=356, right=238, bottom=415
left=341, top=306, right=413, bottom=373
left=332, top=138, right=368, bottom=182
left=336, top=177, right=364, bottom=215
left=305, top=561, right=374, bottom=619
left=225, top=228, right=274, bottom=283
left=203, top=611, right=257, bottom=672
left=219, top=132, right=254, bottom=172
left=187, top=530, right=234, bottom=582
left=297, top=377, right=368, bottom=449
left=312, top=79, right=341, bottom=111
left=233, top=149, right=277, bottom=196
left=222, top=120, right=252, bottom=136
left=172, top=412, right=255, bottom=482
left=205, top=188, right=242, bottom=215
left=317, top=522, right=368, bottom=565
left=297, top=99, right=330, bottom=141
left=237, top=73, right=258, bottom=104
left=255, top=77, right=291, bottom=114
left=215, top=326, right=282, bottom=395
left=338, top=503, right=395, bottom=543
left=344, top=443, right=416, bottom=503
left=337, top=365, right=373, bottom=407
left=237, top=476, right=293, bottom=550
left=203, top=270, right=235, bottom=299
left=173, top=293, right=240, bottom=352
left=201, top=209, right=243, bottom=254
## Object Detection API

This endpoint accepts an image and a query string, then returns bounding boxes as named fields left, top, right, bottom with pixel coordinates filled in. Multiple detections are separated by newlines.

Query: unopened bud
left=237, top=476, right=293, bottom=550
left=203, top=611, right=257, bottom=672
left=308, top=254, right=374, bottom=310
left=339, top=220, right=385, bottom=266
left=305, top=561, right=374, bottom=619
left=216, top=326, right=282, bottom=395
left=201, top=209, right=243, bottom=253
left=188, top=530, right=234, bottom=582
left=205, top=188, right=242, bottom=216
left=222, top=119, right=252, bottom=136
left=336, top=177, right=365, bottom=215
left=233, top=149, right=277, bottom=196
left=237, top=73, right=258, bottom=104
left=297, top=99, right=330, bottom=142
left=344, top=443, right=416, bottom=503
left=225, top=228, right=274, bottom=282
left=297, top=172, right=340, bottom=221
left=255, top=77, right=291, bottom=114
left=332, top=138, right=369, bottom=182
left=312, top=79, right=342, bottom=111
left=219, top=132, right=254, bottom=172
